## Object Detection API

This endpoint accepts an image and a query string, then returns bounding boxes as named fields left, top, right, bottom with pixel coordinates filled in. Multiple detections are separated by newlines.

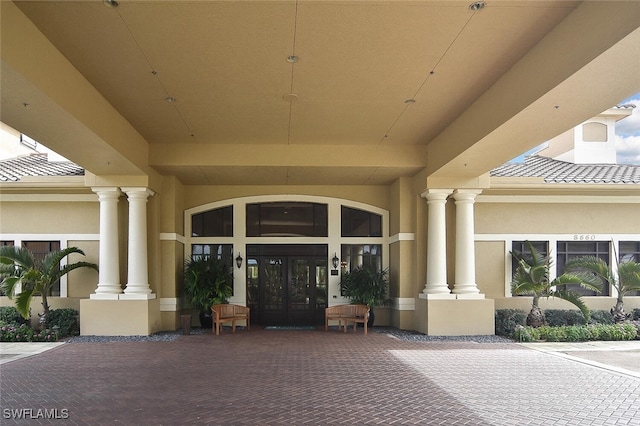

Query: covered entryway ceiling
left=1, top=1, right=640, bottom=186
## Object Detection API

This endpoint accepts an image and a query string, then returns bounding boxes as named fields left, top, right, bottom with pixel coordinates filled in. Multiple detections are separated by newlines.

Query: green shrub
left=495, top=309, right=527, bottom=336
left=514, top=325, right=539, bottom=342
left=630, top=321, right=640, bottom=339
left=514, top=323, right=636, bottom=342
left=45, top=308, right=80, bottom=337
left=589, top=310, right=614, bottom=325
left=539, top=310, right=614, bottom=326
left=544, top=310, right=586, bottom=326
left=0, top=322, right=59, bottom=342
left=0, top=306, right=28, bottom=326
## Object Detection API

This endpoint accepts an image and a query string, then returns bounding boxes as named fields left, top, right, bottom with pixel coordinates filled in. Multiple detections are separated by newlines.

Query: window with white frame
left=510, top=240, right=548, bottom=296
left=556, top=240, right=610, bottom=296
left=22, top=241, right=61, bottom=296
left=340, top=244, right=382, bottom=273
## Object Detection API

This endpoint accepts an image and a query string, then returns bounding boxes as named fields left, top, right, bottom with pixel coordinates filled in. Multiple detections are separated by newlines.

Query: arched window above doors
left=341, top=206, right=382, bottom=237
left=191, top=205, right=233, bottom=237
left=246, top=202, right=328, bottom=237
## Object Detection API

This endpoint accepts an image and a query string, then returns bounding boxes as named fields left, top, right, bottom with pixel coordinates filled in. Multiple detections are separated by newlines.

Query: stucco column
left=421, top=189, right=453, bottom=295
left=91, top=187, right=122, bottom=299
left=121, top=187, right=156, bottom=299
left=452, top=189, right=483, bottom=296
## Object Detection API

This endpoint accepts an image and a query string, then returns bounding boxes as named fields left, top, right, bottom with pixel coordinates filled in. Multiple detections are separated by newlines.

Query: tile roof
left=491, top=156, right=640, bottom=184
left=0, top=153, right=84, bottom=182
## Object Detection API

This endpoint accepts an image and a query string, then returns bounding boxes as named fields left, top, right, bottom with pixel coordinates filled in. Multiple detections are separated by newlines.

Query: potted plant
left=183, top=255, right=233, bottom=328
left=510, top=241, right=601, bottom=327
left=340, top=266, right=390, bottom=327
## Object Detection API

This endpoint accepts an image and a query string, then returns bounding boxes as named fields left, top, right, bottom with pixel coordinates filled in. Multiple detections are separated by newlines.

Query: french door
left=246, top=245, right=328, bottom=326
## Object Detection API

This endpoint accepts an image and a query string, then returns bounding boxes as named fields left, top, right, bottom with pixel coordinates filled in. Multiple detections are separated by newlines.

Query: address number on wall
left=573, top=234, right=597, bottom=241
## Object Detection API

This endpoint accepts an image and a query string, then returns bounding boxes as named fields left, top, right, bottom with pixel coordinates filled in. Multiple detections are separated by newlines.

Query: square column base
left=419, top=293, right=456, bottom=300
left=89, top=293, right=121, bottom=300
left=415, top=298, right=495, bottom=336
left=120, top=293, right=157, bottom=300
left=80, top=299, right=161, bottom=336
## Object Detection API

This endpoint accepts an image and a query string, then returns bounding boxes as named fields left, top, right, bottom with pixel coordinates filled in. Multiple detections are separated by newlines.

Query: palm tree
left=0, top=246, right=98, bottom=321
left=564, top=255, right=640, bottom=323
left=510, top=241, right=601, bottom=327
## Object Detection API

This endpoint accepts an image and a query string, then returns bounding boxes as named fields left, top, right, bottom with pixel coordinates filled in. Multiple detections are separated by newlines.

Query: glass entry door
left=247, top=245, right=328, bottom=326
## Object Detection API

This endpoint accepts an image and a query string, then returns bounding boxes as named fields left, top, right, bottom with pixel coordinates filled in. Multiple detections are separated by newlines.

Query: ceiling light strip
left=378, top=9, right=478, bottom=144
left=412, top=10, right=475, bottom=100
left=287, top=0, right=300, bottom=145
left=114, top=5, right=197, bottom=139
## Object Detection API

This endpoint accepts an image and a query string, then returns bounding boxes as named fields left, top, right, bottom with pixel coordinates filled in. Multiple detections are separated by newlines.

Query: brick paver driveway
left=1, top=329, right=639, bottom=425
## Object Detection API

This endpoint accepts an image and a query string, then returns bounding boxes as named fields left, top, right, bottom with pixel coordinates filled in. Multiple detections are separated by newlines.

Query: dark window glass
left=191, top=206, right=233, bottom=237
left=620, top=241, right=640, bottom=263
left=340, top=244, right=382, bottom=273
left=557, top=240, right=609, bottom=296
left=245, top=202, right=328, bottom=237
left=191, top=244, right=234, bottom=264
left=22, top=241, right=61, bottom=296
left=341, top=206, right=382, bottom=237
left=620, top=241, right=640, bottom=296
left=511, top=241, right=548, bottom=281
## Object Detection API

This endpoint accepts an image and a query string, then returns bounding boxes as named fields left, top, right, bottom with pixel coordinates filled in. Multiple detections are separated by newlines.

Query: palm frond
left=0, top=276, right=21, bottom=298
left=553, top=289, right=591, bottom=323
left=14, top=288, right=35, bottom=319
left=554, top=272, right=602, bottom=294
left=42, top=247, right=87, bottom=279
left=0, top=246, right=35, bottom=269
left=617, top=261, right=640, bottom=295
left=59, top=261, right=98, bottom=277
left=564, top=256, right=612, bottom=286
left=512, top=241, right=547, bottom=268
left=510, top=280, right=537, bottom=296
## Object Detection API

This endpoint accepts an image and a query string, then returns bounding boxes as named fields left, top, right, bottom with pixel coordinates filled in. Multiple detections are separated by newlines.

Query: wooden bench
left=211, top=304, right=250, bottom=336
left=324, top=304, right=370, bottom=334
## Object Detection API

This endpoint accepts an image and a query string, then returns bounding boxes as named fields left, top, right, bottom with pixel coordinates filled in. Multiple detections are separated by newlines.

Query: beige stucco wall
left=476, top=202, right=640, bottom=234
left=416, top=298, right=495, bottom=336
left=0, top=200, right=98, bottom=234
left=160, top=175, right=185, bottom=234
left=476, top=241, right=506, bottom=299
left=80, top=299, right=161, bottom=336
left=67, top=240, right=99, bottom=298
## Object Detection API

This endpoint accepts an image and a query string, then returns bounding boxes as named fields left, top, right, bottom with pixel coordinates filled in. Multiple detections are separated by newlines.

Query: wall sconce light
left=236, top=252, right=243, bottom=269
left=332, top=253, right=340, bottom=270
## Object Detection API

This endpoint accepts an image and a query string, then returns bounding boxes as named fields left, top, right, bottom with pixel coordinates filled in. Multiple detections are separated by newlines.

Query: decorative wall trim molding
left=389, top=233, right=415, bottom=244
left=160, top=297, right=180, bottom=312
left=477, top=195, right=640, bottom=204
left=393, top=297, right=415, bottom=311
left=0, top=234, right=100, bottom=240
left=0, top=194, right=96, bottom=202
left=159, top=233, right=185, bottom=244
